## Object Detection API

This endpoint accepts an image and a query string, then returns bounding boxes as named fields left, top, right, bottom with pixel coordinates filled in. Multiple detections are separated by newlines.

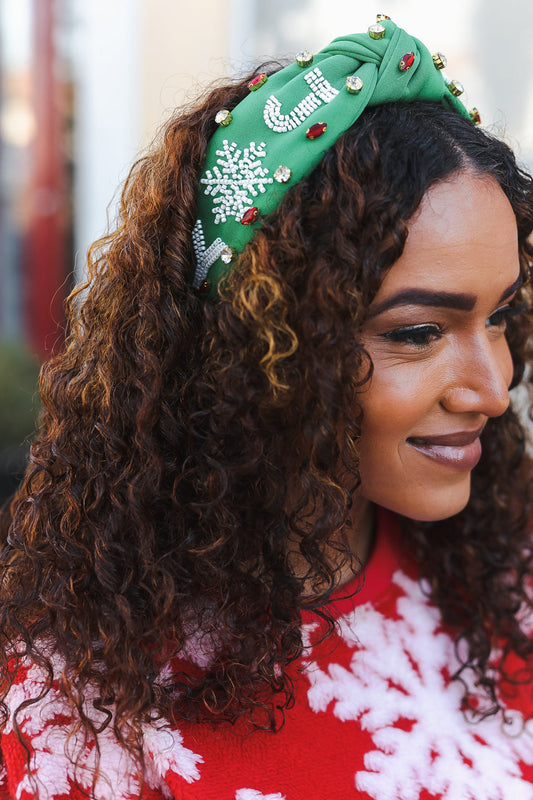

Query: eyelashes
left=486, top=300, right=527, bottom=328
left=379, top=301, right=528, bottom=349
left=380, top=324, right=443, bottom=347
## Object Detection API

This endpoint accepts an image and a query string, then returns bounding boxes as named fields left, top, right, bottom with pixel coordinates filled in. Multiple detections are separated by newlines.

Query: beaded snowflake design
left=200, top=140, right=273, bottom=225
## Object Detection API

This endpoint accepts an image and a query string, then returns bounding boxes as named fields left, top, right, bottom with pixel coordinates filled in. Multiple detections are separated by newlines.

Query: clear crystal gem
left=273, top=165, right=292, bottom=183
left=295, top=50, right=313, bottom=67
left=215, top=109, right=232, bottom=126
left=346, top=75, right=363, bottom=94
left=220, top=246, right=234, bottom=264
left=368, top=23, right=386, bottom=40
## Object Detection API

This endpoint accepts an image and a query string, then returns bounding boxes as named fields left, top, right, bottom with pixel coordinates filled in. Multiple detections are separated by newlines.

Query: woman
left=0, top=18, right=532, bottom=800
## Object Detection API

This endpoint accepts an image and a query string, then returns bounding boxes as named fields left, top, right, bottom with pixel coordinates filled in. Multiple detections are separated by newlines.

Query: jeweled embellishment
left=346, top=75, right=363, bottom=94
left=273, top=165, right=292, bottom=183
left=399, top=52, right=415, bottom=72
left=306, top=122, right=327, bottom=140
left=215, top=109, right=232, bottom=126
left=248, top=72, right=268, bottom=91
left=241, top=206, right=259, bottom=225
left=469, top=108, right=481, bottom=125
left=447, top=79, right=464, bottom=97
left=368, top=23, right=386, bottom=40
left=198, top=279, right=211, bottom=295
left=220, top=246, right=235, bottom=264
left=376, top=13, right=391, bottom=21
left=432, top=52, right=447, bottom=70
left=296, top=50, right=313, bottom=67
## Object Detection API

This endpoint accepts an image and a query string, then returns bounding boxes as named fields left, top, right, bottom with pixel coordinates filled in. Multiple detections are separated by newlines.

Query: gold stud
left=376, top=13, right=391, bottom=22
left=447, top=79, right=464, bottom=97
left=469, top=108, right=481, bottom=125
left=432, top=52, right=447, bottom=70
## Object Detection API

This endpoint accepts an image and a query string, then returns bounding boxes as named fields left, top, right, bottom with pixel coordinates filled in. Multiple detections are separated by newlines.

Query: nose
left=440, top=336, right=512, bottom=418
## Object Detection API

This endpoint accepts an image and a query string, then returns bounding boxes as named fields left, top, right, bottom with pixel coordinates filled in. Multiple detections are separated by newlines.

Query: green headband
left=192, top=17, right=476, bottom=296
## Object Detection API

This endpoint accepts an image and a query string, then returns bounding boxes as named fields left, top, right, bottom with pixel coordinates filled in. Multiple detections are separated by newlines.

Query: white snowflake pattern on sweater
left=3, top=655, right=203, bottom=800
left=303, top=571, right=533, bottom=800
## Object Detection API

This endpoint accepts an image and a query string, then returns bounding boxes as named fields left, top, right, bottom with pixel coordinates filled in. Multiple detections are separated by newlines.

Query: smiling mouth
left=406, top=427, right=485, bottom=470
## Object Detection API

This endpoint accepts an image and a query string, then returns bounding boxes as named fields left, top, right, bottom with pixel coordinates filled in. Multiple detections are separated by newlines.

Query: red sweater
left=2, top=510, right=533, bottom=799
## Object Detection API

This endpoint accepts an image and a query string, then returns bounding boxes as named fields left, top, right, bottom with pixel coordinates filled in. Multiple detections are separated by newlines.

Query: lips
left=406, top=426, right=485, bottom=470
left=408, top=426, right=485, bottom=448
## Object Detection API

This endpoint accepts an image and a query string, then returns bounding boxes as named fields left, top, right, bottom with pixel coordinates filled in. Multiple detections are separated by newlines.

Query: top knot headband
left=192, top=17, right=477, bottom=296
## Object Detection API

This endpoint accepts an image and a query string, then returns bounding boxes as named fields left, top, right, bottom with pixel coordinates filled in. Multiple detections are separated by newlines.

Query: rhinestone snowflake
left=200, top=140, right=273, bottom=225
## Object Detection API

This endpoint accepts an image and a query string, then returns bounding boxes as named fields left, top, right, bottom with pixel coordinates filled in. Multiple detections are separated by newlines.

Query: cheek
left=359, top=364, right=431, bottom=438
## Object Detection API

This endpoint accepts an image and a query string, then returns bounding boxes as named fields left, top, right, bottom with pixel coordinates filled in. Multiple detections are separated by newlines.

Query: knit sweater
left=2, top=510, right=533, bottom=800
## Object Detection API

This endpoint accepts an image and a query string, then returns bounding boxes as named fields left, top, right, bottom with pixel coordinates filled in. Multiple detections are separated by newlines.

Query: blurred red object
left=25, top=0, right=68, bottom=359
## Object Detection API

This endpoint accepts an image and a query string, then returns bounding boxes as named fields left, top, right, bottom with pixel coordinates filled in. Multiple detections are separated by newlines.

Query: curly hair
left=1, top=69, right=533, bottom=779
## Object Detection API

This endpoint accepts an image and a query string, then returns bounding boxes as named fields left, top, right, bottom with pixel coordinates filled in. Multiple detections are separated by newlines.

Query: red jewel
left=306, top=122, right=327, bottom=140
left=248, top=72, right=268, bottom=91
left=399, top=51, right=415, bottom=72
left=241, top=206, right=259, bottom=225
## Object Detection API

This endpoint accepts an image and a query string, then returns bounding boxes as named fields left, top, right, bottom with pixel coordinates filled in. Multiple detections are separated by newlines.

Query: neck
left=287, top=498, right=376, bottom=593
left=333, top=498, right=375, bottom=587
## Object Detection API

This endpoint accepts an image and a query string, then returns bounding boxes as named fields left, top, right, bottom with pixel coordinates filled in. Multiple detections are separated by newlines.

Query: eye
left=486, top=301, right=527, bottom=329
left=380, top=323, right=443, bottom=348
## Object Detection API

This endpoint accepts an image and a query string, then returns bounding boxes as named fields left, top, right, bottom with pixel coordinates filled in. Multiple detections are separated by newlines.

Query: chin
left=397, top=482, right=472, bottom=522
left=363, top=472, right=473, bottom=522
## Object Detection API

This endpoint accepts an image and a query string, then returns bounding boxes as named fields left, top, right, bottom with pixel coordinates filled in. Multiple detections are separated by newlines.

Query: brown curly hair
left=1, top=69, right=533, bottom=779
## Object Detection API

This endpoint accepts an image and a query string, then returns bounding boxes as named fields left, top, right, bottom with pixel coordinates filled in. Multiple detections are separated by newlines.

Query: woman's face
left=358, top=173, right=521, bottom=521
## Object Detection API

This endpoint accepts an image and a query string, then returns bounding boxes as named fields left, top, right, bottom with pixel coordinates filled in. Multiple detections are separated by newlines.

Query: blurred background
left=1, top=0, right=532, bottom=502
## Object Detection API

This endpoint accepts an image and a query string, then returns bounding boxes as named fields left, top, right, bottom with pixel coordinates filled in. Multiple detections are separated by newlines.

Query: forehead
left=373, top=174, right=520, bottom=300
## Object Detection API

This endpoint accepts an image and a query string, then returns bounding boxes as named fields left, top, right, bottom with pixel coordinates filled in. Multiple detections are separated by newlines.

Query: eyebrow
left=367, top=274, right=523, bottom=319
